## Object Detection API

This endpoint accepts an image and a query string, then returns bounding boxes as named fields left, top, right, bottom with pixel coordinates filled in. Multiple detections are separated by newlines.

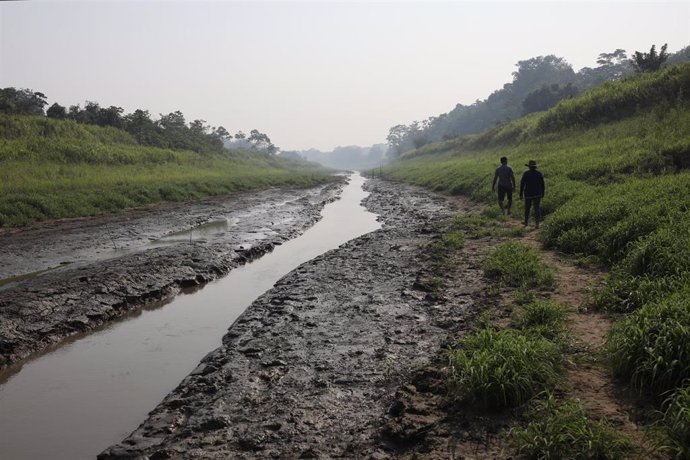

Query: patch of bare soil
left=377, top=234, right=513, bottom=460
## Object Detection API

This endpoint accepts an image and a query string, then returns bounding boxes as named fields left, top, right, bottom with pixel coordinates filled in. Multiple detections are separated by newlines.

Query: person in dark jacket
left=519, top=160, right=545, bottom=227
left=491, top=156, right=516, bottom=215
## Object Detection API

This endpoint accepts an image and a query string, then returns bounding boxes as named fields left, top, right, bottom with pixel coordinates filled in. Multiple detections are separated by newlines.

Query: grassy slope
left=0, top=115, right=333, bottom=227
left=385, top=64, right=690, bottom=449
left=386, top=63, right=690, bottom=270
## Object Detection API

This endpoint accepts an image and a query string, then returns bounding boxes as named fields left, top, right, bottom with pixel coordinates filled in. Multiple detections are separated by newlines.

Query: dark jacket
left=520, top=169, right=545, bottom=198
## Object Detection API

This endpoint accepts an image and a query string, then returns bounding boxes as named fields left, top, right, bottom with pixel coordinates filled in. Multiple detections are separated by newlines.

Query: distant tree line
left=0, top=89, right=277, bottom=154
left=282, top=144, right=388, bottom=170
left=386, top=44, right=690, bottom=156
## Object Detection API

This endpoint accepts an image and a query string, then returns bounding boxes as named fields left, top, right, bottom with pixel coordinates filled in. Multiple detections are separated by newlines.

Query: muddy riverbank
left=0, top=181, right=344, bottom=369
left=100, top=178, right=488, bottom=459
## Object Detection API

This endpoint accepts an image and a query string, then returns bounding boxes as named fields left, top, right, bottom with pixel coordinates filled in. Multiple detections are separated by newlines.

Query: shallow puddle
left=153, top=218, right=231, bottom=244
left=0, top=173, right=380, bottom=460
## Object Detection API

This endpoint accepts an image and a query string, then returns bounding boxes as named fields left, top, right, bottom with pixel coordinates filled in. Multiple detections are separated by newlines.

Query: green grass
left=382, top=68, right=690, bottom=305
left=662, top=385, right=690, bottom=458
left=607, top=287, right=690, bottom=394
left=0, top=114, right=333, bottom=227
left=592, top=219, right=690, bottom=313
left=484, top=241, right=555, bottom=289
left=514, top=300, right=568, bottom=341
left=512, top=393, right=633, bottom=459
left=447, top=212, right=520, bottom=239
left=383, top=64, right=690, bottom=411
left=437, top=230, right=466, bottom=250
left=447, top=327, right=562, bottom=409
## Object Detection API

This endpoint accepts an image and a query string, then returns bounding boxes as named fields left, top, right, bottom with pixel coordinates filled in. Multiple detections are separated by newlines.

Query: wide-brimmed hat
left=525, top=160, right=538, bottom=168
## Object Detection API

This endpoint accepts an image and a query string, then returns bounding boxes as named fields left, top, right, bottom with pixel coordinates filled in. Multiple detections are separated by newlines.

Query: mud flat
left=0, top=181, right=343, bottom=369
left=100, top=179, right=486, bottom=459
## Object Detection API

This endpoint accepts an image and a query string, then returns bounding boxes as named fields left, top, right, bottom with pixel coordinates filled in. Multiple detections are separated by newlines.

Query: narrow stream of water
left=0, top=173, right=380, bottom=460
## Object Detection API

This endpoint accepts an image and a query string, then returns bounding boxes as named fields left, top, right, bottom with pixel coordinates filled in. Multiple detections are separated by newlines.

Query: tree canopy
left=0, top=88, right=47, bottom=116
left=385, top=45, right=690, bottom=156
left=631, top=43, right=669, bottom=73
left=1, top=88, right=278, bottom=155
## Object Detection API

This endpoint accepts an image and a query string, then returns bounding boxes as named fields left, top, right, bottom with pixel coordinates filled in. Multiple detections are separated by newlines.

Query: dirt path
left=518, top=229, right=641, bottom=439
left=0, top=181, right=343, bottom=369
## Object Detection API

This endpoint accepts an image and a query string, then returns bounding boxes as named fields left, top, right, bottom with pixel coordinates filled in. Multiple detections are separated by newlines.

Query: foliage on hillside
left=0, top=115, right=331, bottom=227
left=386, top=45, right=689, bottom=156
left=1, top=88, right=277, bottom=154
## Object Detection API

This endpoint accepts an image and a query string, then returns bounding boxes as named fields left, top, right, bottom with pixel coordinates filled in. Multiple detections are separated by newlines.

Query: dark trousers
left=497, top=185, right=513, bottom=210
left=524, top=196, right=542, bottom=224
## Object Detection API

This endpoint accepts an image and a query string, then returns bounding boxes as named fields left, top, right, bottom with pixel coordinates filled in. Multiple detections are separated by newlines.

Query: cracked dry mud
left=99, top=179, right=488, bottom=459
left=0, top=181, right=343, bottom=369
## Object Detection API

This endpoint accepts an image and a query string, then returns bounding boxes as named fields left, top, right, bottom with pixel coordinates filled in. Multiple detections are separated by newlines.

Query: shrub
left=484, top=241, right=555, bottom=289
left=513, top=393, right=633, bottom=459
left=536, top=63, right=690, bottom=133
left=447, top=327, right=561, bottom=409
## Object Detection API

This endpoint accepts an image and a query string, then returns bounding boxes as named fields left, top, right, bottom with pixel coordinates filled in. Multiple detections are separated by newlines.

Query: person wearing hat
left=519, top=160, right=545, bottom=227
left=491, top=156, right=516, bottom=215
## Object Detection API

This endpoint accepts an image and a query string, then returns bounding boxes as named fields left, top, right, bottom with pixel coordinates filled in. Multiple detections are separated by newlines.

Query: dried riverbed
left=0, top=181, right=343, bottom=369
left=100, top=178, right=487, bottom=459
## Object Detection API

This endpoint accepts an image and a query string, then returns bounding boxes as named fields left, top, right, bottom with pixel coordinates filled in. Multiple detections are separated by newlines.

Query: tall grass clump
left=447, top=327, right=561, bottom=409
left=514, top=300, right=568, bottom=341
left=606, top=287, right=690, bottom=394
left=484, top=241, right=555, bottom=289
left=661, top=385, right=690, bottom=458
left=512, top=393, right=633, bottom=459
left=593, top=217, right=690, bottom=312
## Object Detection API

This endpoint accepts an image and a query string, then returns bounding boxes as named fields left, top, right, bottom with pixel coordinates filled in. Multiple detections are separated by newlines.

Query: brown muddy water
left=0, top=173, right=380, bottom=460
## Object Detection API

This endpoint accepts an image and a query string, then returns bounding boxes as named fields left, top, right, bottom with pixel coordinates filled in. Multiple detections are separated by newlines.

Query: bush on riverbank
left=0, top=115, right=333, bottom=227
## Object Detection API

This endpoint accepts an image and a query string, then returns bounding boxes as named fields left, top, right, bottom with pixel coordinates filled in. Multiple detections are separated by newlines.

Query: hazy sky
left=1, top=1, right=688, bottom=151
